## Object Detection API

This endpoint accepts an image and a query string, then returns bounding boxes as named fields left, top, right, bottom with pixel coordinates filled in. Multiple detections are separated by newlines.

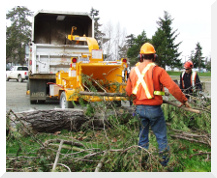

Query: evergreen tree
left=156, top=11, right=182, bottom=69
left=192, top=42, right=205, bottom=70
left=127, top=30, right=149, bottom=66
left=126, top=34, right=135, bottom=48
left=151, top=28, right=168, bottom=68
left=205, top=57, right=211, bottom=72
left=189, top=50, right=195, bottom=63
left=6, top=6, right=33, bottom=65
left=206, top=57, right=211, bottom=72
left=90, top=8, right=105, bottom=49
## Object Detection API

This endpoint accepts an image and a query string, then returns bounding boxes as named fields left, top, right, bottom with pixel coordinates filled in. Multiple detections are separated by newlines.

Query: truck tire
left=18, top=75, right=23, bottom=82
left=60, top=92, right=74, bottom=109
left=30, top=100, right=37, bottom=104
left=26, top=80, right=30, bottom=91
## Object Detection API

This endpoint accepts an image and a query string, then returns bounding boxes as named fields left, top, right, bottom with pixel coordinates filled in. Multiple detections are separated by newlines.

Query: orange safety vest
left=131, top=62, right=164, bottom=100
left=181, top=71, right=197, bottom=92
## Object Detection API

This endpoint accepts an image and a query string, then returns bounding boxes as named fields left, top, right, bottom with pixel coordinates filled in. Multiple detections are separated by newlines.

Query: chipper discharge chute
left=50, top=27, right=129, bottom=108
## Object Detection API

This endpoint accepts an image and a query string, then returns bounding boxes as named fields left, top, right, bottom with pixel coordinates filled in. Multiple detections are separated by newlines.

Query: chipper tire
left=60, top=92, right=74, bottom=109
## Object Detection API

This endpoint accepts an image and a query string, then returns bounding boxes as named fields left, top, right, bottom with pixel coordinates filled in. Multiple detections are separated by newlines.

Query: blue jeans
left=136, top=105, right=170, bottom=166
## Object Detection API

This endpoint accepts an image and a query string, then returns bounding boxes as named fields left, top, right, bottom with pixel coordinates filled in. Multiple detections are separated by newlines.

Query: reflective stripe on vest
left=181, top=72, right=185, bottom=89
left=132, top=63, right=155, bottom=99
left=132, top=63, right=165, bottom=99
left=191, top=71, right=197, bottom=92
left=154, top=91, right=165, bottom=96
left=191, top=71, right=196, bottom=88
left=182, top=71, right=197, bottom=91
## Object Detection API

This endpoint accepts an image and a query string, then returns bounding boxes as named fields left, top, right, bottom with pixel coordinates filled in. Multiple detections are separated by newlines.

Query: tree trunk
left=7, top=107, right=135, bottom=134
left=7, top=99, right=200, bottom=135
left=8, top=109, right=88, bottom=133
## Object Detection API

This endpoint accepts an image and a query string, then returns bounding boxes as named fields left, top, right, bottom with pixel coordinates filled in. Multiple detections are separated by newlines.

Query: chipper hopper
left=48, top=27, right=129, bottom=108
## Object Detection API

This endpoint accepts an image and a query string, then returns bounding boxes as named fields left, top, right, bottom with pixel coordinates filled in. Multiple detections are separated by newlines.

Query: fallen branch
left=79, top=91, right=127, bottom=97
left=56, top=163, right=71, bottom=172
left=170, top=135, right=209, bottom=146
left=48, top=144, right=85, bottom=152
left=163, top=100, right=201, bottom=114
left=189, top=152, right=211, bottom=159
left=52, top=140, right=64, bottom=172
left=80, top=92, right=201, bottom=114
left=169, top=128, right=210, bottom=138
left=95, top=150, right=108, bottom=172
left=76, top=151, right=104, bottom=162
left=44, top=139, right=85, bottom=148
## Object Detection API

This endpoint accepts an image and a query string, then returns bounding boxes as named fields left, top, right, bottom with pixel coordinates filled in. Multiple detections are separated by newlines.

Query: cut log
left=8, top=109, right=88, bottom=133
left=7, top=107, right=134, bottom=134
left=7, top=96, right=200, bottom=135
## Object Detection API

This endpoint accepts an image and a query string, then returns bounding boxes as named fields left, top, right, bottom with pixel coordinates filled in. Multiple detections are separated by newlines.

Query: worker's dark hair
left=141, top=54, right=154, bottom=60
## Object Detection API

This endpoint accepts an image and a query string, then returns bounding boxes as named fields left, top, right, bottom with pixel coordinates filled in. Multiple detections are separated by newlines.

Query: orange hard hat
left=184, top=61, right=193, bottom=69
left=140, top=43, right=156, bottom=54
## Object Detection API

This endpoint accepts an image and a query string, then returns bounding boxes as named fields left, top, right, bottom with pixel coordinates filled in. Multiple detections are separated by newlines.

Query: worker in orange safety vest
left=126, top=42, right=191, bottom=166
left=180, top=60, right=202, bottom=99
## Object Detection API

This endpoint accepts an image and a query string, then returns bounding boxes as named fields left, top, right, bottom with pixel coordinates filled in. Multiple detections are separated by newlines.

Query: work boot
left=159, top=151, right=170, bottom=167
left=160, top=156, right=169, bottom=167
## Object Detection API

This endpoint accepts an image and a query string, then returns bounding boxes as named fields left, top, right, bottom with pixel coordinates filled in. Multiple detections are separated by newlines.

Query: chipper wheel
left=60, top=91, right=74, bottom=109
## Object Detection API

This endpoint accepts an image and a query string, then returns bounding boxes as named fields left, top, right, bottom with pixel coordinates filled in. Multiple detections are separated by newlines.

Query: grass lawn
left=167, top=71, right=211, bottom=82
left=167, top=71, right=211, bottom=76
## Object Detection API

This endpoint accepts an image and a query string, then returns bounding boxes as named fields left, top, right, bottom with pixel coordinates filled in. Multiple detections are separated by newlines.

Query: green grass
left=170, top=139, right=211, bottom=172
left=6, top=96, right=211, bottom=172
left=6, top=128, right=211, bottom=172
left=167, top=71, right=211, bottom=76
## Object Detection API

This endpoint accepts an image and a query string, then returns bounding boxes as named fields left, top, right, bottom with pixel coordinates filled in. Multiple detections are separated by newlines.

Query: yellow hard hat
left=140, top=43, right=156, bottom=54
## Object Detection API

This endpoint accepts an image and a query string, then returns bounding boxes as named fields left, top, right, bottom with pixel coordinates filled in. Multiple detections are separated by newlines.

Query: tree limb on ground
left=44, top=139, right=85, bottom=148
left=79, top=91, right=201, bottom=114
left=52, top=140, right=64, bottom=172
left=170, top=135, right=210, bottom=146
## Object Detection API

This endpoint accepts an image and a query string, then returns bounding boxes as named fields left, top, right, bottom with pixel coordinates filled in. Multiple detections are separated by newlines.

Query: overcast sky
left=5, top=0, right=216, bottom=60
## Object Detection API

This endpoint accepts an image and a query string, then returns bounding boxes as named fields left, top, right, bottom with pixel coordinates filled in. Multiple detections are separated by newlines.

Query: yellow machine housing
left=52, top=27, right=128, bottom=107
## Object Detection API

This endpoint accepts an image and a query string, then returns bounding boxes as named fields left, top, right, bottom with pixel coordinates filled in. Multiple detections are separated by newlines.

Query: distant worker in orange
left=126, top=42, right=190, bottom=166
left=180, top=61, right=202, bottom=99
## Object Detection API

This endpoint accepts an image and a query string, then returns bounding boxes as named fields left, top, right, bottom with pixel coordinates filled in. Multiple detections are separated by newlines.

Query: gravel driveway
left=6, top=80, right=60, bottom=113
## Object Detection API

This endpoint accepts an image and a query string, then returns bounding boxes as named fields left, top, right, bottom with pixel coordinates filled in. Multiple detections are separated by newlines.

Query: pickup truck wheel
left=18, top=75, right=23, bottom=82
left=60, top=92, right=74, bottom=109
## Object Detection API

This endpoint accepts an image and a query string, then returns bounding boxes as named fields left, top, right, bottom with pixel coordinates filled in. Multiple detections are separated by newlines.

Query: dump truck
left=28, top=10, right=128, bottom=108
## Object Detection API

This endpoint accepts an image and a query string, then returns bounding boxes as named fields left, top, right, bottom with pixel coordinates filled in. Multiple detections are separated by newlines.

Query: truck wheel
left=60, top=92, right=74, bottom=109
left=30, top=100, right=37, bottom=104
left=18, top=75, right=23, bottom=82
left=26, top=80, right=30, bottom=90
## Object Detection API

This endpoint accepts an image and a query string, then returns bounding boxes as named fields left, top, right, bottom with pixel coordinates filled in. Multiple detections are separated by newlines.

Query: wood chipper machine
left=48, top=27, right=129, bottom=108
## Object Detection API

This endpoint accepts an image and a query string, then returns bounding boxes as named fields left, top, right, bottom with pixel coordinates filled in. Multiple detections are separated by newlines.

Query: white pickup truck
left=6, top=66, right=28, bottom=82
